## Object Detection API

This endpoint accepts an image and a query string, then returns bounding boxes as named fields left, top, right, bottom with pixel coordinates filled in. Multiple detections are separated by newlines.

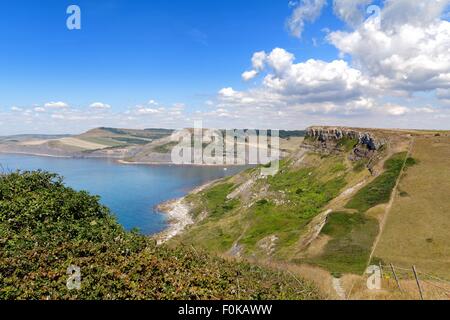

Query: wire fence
left=377, top=263, right=450, bottom=299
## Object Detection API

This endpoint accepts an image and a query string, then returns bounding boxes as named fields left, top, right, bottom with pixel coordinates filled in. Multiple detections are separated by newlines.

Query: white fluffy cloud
left=329, top=1, right=450, bottom=94
left=287, top=0, right=327, bottom=38
left=263, top=49, right=368, bottom=103
left=241, top=70, right=258, bottom=81
left=89, top=102, right=111, bottom=110
left=44, top=101, right=69, bottom=109
left=333, top=0, right=373, bottom=26
left=215, top=0, right=450, bottom=129
left=135, top=107, right=161, bottom=115
left=242, top=51, right=268, bottom=81
left=223, top=48, right=370, bottom=111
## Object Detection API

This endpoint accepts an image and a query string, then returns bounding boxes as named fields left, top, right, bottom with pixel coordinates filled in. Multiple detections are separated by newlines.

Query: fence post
left=379, top=262, right=383, bottom=280
left=390, top=263, right=402, bottom=292
left=412, top=265, right=424, bottom=300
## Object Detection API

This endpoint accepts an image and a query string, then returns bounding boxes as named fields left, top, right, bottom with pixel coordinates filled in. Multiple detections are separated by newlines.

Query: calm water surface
left=0, top=154, right=246, bottom=235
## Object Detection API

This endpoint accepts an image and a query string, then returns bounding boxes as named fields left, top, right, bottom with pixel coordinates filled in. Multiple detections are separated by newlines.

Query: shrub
left=0, top=171, right=320, bottom=300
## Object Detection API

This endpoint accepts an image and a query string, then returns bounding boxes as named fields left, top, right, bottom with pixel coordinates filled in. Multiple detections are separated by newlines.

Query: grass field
left=346, top=152, right=409, bottom=212
left=307, top=212, right=379, bottom=275
left=59, top=137, right=108, bottom=150
left=79, top=136, right=126, bottom=148
left=373, top=136, right=450, bottom=278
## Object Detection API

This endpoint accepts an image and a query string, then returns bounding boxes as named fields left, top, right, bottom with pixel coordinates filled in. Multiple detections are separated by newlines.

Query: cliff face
left=306, top=126, right=385, bottom=151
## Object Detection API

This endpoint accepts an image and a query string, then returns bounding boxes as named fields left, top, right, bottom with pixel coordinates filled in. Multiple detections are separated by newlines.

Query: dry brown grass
left=257, top=261, right=339, bottom=300
left=346, top=275, right=450, bottom=300
left=374, top=136, right=450, bottom=279
left=280, top=137, right=304, bottom=153
left=59, top=137, right=108, bottom=150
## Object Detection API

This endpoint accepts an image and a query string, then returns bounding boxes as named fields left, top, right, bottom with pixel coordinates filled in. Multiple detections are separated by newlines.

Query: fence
left=376, top=263, right=450, bottom=300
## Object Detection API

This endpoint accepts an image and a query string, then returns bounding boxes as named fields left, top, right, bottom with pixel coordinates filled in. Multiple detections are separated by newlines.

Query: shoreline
left=0, top=150, right=234, bottom=243
left=0, top=151, right=246, bottom=168
left=154, top=179, right=221, bottom=244
left=0, top=151, right=73, bottom=159
left=117, top=159, right=248, bottom=167
left=154, top=198, right=193, bottom=245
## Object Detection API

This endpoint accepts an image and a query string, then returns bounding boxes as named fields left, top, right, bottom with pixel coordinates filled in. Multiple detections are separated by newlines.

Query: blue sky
left=1, top=1, right=450, bottom=134
left=1, top=0, right=339, bottom=108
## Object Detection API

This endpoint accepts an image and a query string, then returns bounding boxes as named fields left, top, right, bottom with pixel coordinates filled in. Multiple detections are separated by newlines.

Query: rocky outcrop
left=306, top=126, right=385, bottom=151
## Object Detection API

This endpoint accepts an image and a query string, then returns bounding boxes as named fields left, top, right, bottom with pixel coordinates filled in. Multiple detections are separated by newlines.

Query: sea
left=0, top=154, right=246, bottom=235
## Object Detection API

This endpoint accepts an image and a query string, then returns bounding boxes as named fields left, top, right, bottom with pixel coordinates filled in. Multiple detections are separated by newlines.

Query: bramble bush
left=0, top=171, right=320, bottom=300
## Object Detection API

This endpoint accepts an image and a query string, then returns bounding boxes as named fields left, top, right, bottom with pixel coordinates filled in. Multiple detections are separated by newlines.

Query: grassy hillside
left=307, top=212, right=379, bottom=275
left=171, top=128, right=428, bottom=278
left=374, top=136, right=450, bottom=278
left=0, top=171, right=320, bottom=300
left=174, top=153, right=352, bottom=262
left=346, top=152, right=411, bottom=212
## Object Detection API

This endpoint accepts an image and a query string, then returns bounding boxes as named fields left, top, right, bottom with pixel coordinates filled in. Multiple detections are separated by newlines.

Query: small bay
left=0, top=154, right=246, bottom=235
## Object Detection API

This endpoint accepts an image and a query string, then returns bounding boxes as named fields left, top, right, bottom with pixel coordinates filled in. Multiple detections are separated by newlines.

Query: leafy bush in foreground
left=0, top=171, right=320, bottom=300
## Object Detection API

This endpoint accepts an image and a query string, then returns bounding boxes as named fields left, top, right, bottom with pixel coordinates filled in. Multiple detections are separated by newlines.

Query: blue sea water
left=0, top=154, right=246, bottom=235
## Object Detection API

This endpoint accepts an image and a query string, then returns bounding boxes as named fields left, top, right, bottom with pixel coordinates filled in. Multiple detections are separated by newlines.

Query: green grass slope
left=176, top=154, right=350, bottom=261
left=306, top=212, right=379, bottom=275
left=346, top=152, right=413, bottom=212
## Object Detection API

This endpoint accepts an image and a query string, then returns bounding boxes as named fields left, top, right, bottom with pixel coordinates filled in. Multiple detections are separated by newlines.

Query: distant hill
left=0, top=134, right=71, bottom=142
left=0, top=127, right=307, bottom=164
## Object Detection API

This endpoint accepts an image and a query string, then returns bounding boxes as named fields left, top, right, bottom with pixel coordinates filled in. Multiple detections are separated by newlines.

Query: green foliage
left=82, top=137, right=125, bottom=147
left=330, top=162, right=346, bottom=173
left=308, top=212, right=379, bottom=274
left=153, top=142, right=178, bottom=154
left=256, top=199, right=269, bottom=206
left=238, top=163, right=347, bottom=254
left=181, top=156, right=348, bottom=260
left=203, top=183, right=239, bottom=218
left=112, top=137, right=150, bottom=145
left=268, top=166, right=346, bottom=218
left=336, top=138, right=358, bottom=152
left=405, top=157, right=418, bottom=168
left=346, top=152, right=409, bottom=212
left=353, top=159, right=368, bottom=172
left=0, top=171, right=320, bottom=300
left=100, top=127, right=173, bottom=140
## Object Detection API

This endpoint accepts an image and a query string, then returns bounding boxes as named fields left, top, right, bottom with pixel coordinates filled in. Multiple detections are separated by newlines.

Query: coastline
left=0, top=151, right=72, bottom=159
left=154, top=179, right=221, bottom=244
left=154, top=198, right=193, bottom=245
left=117, top=159, right=245, bottom=167
left=1, top=151, right=236, bottom=243
left=0, top=152, right=242, bottom=168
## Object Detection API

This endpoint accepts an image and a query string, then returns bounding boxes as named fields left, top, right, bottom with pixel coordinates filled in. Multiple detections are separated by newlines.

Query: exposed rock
left=298, top=209, right=333, bottom=251
left=306, top=126, right=385, bottom=151
left=227, top=178, right=255, bottom=200
left=257, top=235, right=279, bottom=256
